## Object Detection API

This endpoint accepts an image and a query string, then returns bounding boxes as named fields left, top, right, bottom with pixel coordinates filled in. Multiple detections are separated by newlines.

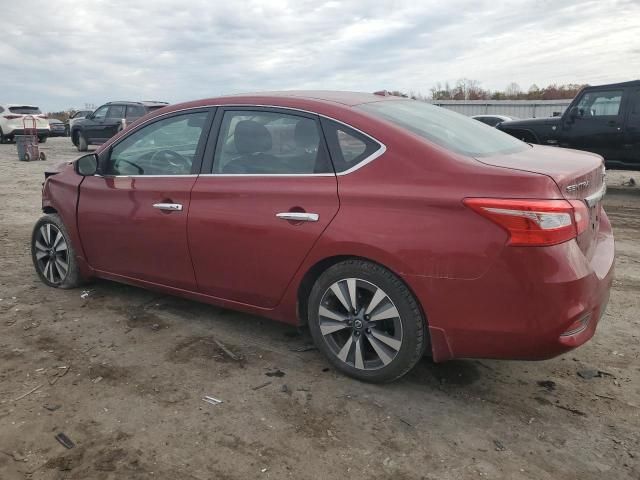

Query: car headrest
left=294, top=119, right=319, bottom=149
left=235, top=120, right=272, bottom=154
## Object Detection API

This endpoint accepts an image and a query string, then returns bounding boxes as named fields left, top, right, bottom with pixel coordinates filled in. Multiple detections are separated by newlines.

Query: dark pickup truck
left=498, top=80, right=640, bottom=170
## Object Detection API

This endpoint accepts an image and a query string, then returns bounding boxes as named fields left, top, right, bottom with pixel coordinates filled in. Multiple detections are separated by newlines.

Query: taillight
left=3, top=114, right=21, bottom=120
left=464, top=198, right=587, bottom=246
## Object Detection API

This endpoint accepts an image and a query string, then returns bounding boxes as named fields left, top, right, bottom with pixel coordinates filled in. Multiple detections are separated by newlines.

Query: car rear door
left=188, top=107, right=339, bottom=308
left=560, top=88, right=627, bottom=162
left=77, top=108, right=214, bottom=290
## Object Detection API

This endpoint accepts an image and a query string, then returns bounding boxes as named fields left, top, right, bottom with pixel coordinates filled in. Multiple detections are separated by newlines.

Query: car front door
left=188, top=107, right=339, bottom=308
left=560, top=88, right=627, bottom=161
left=98, top=104, right=127, bottom=142
left=82, top=105, right=108, bottom=143
left=77, top=109, right=213, bottom=290
left=622, top=88, right=640, bottom=168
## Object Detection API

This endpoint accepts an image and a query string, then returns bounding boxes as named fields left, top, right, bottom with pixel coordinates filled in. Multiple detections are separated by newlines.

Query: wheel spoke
left=369, top=304, right=400, bottom=322
left=44, top=261, right=54, bottom=283
left=337, top=336, right=354, bottom=363
left=367, top=334, right=393, bottom=366
left=330, top=282, right=351, bottom=312
left=52, top=230, right=63, bottom=249
left=354, top=336, right=365, bottom=369
left=319, top=305, right=348, bottom=322
left=364, top=287, right=387, bottom=315
left=370, top=329, right=402, bottom=352
left=55, top=257, right=69, bottom=274
left=55, top=239, right=68, bottom=252
left=51, top=260, right=61, bottom=281
left=346, top=278, right=357, bottom=312
left=35, top=240, right=48, bottom=252
left=36, top=250, right=48, bottom=260
left=40, top=225, right=50, bottom=245
left=320, top=320, right=349, bottom=336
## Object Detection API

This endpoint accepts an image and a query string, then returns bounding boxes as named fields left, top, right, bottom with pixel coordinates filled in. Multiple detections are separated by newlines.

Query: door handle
left=153, top=203, right=183, bottom=211
left=276, top=212, right=319, bottom=222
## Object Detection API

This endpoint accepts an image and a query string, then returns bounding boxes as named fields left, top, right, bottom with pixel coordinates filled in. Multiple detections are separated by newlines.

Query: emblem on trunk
left=566, top=181, right=590, bottom=193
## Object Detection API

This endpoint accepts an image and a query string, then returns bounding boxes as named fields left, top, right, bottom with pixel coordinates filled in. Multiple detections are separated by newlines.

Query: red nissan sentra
left=32, top=91, right=614, bottom=382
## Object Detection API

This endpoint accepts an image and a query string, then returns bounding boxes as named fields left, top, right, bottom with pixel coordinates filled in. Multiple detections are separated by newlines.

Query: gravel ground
left=1, top=137, right=639, bottom=480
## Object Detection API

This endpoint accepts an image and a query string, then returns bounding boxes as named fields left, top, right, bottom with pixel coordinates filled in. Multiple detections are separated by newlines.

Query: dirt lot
left=0, top=137, right=639, bottom=480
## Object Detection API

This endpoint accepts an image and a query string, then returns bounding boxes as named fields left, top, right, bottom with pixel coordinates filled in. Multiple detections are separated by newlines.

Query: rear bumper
left=406, top=210, right=615, bottom=362
left=6, top=129, right=50, bottom=137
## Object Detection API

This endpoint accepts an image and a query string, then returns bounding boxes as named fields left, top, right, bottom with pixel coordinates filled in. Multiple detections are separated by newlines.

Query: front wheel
left=77, top=132, right=88, bottom=152
left=31, top=214, right=83, bottom=288
left=307, top=260, right=427, bottom=383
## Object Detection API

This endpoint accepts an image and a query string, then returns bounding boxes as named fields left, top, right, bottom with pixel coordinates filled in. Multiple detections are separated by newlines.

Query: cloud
left=1, top=0, right=638, bottom=111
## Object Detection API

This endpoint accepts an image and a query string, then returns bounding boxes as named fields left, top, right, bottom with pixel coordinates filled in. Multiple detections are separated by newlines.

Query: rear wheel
left=31, top=215, right=83, bottom=289
left=77, top=132, right=88, bottom=152
left=307, top=260, right=427, bottom=383
left=38, top=136, right=47, bottom=143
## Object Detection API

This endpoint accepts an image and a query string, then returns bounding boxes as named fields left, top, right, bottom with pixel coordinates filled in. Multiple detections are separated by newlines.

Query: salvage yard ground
left=0, top=138, right=639, bottom=480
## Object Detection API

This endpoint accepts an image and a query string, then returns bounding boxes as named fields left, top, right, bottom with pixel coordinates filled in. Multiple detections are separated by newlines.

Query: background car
left=48, top=118, right=66, bottom=137
left=471, top=114, right=519, bottom=127
left=65, top=110, right=92, bottom=136
left=0, top=104, right=50, bottom=143
left=71, top=101, right=168, bottom=151
left=34, top=92, right=613, bottom=383
left=498, top=80, right=640, bottom=170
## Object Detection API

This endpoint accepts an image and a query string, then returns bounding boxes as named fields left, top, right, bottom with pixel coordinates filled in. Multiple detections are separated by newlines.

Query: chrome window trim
left=100, top=103, right=387, bottom=178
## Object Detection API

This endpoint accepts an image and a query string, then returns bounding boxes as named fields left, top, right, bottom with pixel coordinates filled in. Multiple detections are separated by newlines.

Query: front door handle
left=276, top=212, right=319, bottom=222
left=153, top=203, right=183, bottom=212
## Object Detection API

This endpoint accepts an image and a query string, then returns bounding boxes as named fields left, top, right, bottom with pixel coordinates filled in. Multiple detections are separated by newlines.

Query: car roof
left=221, top=90, right=402, bottom=107
left=105, top=101, right=169, bottom=107
left=590, top=79, right=640, bottom=89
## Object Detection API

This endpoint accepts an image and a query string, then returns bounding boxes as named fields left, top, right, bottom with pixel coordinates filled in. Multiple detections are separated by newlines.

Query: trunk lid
left=476, top=144, right=606, bottom=258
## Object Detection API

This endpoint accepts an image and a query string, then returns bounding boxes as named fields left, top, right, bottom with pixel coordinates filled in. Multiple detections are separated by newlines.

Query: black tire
left=307, top=259, right=427, bottom=383
left=23, top=152, right=31, bottom=162
left=31, top=214, right=83, bottom=289
left=77, top=132, right=88, bottom=152
left=0, top=128, right=6, bottom=144
left=38, top=136, right=47, bottom=143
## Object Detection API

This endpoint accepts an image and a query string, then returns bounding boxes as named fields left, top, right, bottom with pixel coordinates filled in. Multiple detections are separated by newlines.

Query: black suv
left=498, top=80, right=640, bottom=170
left=71, top=101, right=168, bottom=151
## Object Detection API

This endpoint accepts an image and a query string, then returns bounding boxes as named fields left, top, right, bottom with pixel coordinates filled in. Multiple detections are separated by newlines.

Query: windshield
left=357, top=100, right=528, bottom=157
left=9, top=106, right=42, bottom=115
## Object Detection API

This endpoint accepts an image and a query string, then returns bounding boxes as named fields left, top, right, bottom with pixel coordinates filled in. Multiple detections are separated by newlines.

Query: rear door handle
left=153, top=203, right=183, bottom=211
left=276, top=212, right=319, bottom=222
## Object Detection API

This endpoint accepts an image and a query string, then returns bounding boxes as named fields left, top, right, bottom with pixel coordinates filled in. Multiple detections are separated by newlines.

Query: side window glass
left=576, top=90, right=623, bottom=117
left=213, top=110, right=331, bottom=174
left=106, top=105, right=126, bottom=120
left=106, top=111, right=208, bottom=176
left=126, top=105, right=145, bottom=120
left=631, top=89, right=640, bottom=115
left=92, top=106, right=108, bottom=121
left=321, top=119, right=381, bottom=173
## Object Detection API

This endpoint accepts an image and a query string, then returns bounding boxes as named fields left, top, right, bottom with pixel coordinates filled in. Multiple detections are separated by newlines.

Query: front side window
left=105, top=111, right=208, bottom=176
left=92, top=106, right=108, bottom=121
left=576, top=90, right=623, bottom=117
left=358, top=100, right=527, bottom=157
left=106, top=105, right=126, bottom=119
left=213, top=110, right=331, bottom=174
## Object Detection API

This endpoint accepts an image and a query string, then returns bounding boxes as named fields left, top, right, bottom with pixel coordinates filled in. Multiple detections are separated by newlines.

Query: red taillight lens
left=464, top=198, right=585, bottom=246
left=3, top=114, right=21, bottom=120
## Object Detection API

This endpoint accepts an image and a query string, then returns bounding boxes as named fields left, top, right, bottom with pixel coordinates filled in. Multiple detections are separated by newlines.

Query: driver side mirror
left=76, top=154, right=98, bottom=176
left=567, top=106, right=580, bottom=123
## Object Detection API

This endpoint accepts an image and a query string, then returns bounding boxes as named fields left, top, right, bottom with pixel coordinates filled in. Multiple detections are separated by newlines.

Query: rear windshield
left=357, top=100, right=528, bottom=157
left=9, top=106, right=42, bottom=115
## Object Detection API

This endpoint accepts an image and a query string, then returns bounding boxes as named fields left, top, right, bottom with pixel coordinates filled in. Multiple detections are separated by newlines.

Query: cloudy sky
left=2, top=0, right=639, bottom=111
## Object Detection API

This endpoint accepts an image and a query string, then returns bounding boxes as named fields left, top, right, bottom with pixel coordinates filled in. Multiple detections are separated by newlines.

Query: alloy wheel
left=318, top=278, right=403, bottom=370
left=34, top=223, right=69, bottom=285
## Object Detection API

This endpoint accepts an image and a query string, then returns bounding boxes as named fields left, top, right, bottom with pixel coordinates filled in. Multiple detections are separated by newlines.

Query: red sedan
left=32, top=91, right=614, bottom=382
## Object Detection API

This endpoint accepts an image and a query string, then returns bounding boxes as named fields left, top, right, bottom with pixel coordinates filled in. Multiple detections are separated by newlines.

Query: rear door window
left=106, top=105, right=126, bottom=120
left=320, top=119, right=382, bottom=173
left=212, top=110, right=332, bottom=174
left=126, top=105, right=146, bottom=120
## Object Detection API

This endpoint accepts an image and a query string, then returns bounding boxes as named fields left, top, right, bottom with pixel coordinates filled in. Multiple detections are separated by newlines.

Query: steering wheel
left=149, top=149, right=190, bottom=175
